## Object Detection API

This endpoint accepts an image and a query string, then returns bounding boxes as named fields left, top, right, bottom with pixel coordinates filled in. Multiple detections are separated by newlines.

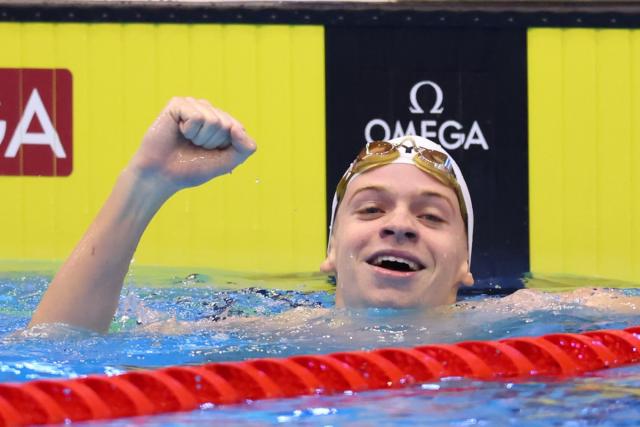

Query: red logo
left=0, top=69, right=73, bottom=176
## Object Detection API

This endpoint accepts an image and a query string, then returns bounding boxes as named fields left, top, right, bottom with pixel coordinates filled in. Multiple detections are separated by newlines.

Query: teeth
left=372, top=255, right=420, bottom=271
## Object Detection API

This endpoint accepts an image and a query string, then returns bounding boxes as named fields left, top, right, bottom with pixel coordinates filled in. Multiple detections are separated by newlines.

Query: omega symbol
left=408, top=80, right=444, bottom=115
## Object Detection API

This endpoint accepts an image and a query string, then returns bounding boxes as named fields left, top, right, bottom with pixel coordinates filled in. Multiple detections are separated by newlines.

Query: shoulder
left=454, top=287, right=640, bottom=314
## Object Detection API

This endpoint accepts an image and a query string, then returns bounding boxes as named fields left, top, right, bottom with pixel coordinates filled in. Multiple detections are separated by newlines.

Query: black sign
left=325, top=27, right=528, bottom=287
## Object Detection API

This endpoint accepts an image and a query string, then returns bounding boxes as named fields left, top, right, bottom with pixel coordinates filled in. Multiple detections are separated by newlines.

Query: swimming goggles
left=334, top=137, right=468, bottom=226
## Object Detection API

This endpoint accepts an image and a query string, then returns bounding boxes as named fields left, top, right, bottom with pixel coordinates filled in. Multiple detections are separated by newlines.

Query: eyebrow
left=419, top=191, right=457, bottom=213
left=345, top=185, right=388, bottom=205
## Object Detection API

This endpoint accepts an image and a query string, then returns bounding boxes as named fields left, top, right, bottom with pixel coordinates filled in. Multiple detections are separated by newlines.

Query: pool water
left=1, top=265, right=640, bottom=426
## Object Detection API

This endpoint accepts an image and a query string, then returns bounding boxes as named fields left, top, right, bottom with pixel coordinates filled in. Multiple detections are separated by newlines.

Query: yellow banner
left=0, top=23, right=326, bottom=273
left=529, top=28, right=640, bottom=282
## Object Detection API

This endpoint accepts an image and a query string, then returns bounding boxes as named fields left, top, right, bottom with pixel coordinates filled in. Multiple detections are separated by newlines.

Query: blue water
left=1, top=266, right=640, bottom=425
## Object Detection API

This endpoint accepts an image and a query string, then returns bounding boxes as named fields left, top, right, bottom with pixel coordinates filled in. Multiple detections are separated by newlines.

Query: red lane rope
left=1, top=326, right=640, bottom=426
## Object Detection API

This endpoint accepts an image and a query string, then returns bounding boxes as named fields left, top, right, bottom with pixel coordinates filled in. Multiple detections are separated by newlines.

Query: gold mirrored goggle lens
left=418, top=148, right=448, bottom=165
left=364, top=140, right=394, bottom=155
left=355, top=140, right=397, bottom=162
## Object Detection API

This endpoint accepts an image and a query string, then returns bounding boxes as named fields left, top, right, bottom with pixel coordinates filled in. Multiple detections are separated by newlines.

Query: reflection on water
left=1, top=267, right=640, bottom=425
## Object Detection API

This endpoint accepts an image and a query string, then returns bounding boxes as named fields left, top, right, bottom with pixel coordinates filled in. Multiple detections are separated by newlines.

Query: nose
left=380, top=211, right=418, bottom=242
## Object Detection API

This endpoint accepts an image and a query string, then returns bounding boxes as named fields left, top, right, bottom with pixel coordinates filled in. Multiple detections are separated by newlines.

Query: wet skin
left=322, top=163, right=474, bottom=309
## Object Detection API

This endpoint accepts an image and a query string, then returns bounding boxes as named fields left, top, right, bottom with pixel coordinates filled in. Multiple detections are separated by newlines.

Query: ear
left=459, top=260, right=474, bottom=288
left=320, top=239, right=336, bottom=273
left=460, top=271, right=474, bottom=287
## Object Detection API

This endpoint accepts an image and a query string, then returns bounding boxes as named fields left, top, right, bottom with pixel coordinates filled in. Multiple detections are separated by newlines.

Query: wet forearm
left=29, top=167, right=175, bottom=332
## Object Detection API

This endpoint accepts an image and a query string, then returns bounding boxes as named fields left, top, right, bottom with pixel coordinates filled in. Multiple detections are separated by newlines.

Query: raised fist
left=130, top=97, right=257, bottom=192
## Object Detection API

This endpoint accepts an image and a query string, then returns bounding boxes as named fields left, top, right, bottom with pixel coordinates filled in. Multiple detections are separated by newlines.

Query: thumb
left=230, top=123, right=257, bottom=157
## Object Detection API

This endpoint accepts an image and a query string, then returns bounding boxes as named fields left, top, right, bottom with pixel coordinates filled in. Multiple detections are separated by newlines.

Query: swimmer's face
left=321, top=163, right=473, bottom=309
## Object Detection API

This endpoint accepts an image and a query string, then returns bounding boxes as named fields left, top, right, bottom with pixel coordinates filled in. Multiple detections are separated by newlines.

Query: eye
left=419, top=213, right=445, bottom=223
left=356, top=205, right=384, bottom=217
left=360, top=206, right=383, bottom=214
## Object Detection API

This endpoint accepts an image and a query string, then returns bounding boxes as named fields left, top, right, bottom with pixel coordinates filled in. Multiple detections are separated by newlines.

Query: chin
left=360, top=290, right=423, bottom=309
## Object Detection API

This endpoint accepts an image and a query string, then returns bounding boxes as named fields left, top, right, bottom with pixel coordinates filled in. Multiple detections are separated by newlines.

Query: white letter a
left=4, top=88, right=66, bottom=158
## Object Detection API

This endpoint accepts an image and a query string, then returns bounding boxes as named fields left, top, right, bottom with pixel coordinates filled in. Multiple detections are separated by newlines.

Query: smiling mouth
left=367, top=255, right=425, bottom=273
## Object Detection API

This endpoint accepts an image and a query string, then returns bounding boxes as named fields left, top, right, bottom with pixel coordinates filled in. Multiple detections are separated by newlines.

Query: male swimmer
left=28, top=98, right=639, bottom=333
